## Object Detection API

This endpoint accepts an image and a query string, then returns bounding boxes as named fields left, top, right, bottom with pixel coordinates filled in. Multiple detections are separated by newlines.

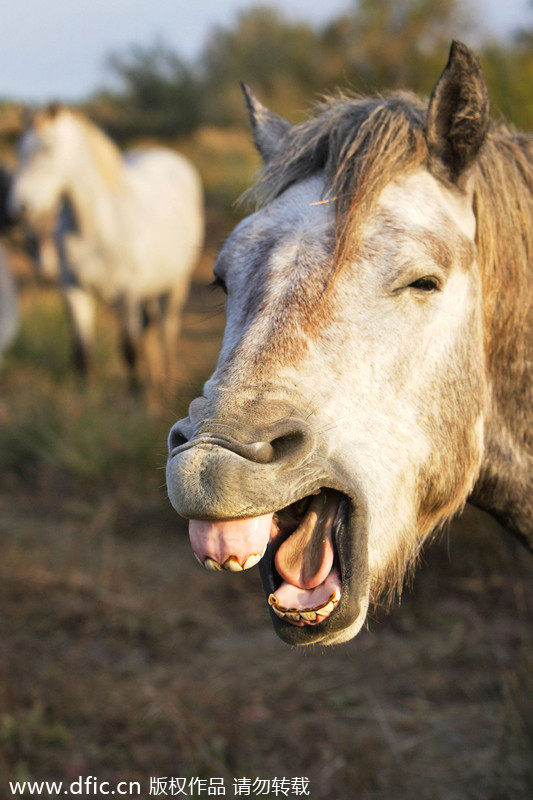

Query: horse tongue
left=189, top=514, right=273, bottom=571
left=274, top=492, right=337, bottom=590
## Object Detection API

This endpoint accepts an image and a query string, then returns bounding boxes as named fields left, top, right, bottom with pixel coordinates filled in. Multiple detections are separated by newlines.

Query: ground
left=0, top=242, right=532, bottom=800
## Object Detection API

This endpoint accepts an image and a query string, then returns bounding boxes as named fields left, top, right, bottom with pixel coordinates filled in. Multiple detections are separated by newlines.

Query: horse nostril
left=271, top=431, right=305, bottom=458
left=237, top=426, right=311, bottom=465
left=168, top=424, right=188, bottom=454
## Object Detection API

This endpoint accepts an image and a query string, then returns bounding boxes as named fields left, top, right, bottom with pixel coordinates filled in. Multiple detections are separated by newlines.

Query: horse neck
left=64, top=118, right=124, bottom=243
left=471, top=139, right=533, bottom=545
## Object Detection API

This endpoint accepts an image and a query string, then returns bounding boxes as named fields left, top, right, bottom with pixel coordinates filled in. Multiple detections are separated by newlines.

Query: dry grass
left=0, top=249, right=532, bottom=799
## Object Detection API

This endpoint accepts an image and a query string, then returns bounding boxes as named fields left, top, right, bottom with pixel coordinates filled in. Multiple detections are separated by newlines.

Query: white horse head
left=166, top=42, right=533, bottom=646
left=9, top=107, right=80, bottom=225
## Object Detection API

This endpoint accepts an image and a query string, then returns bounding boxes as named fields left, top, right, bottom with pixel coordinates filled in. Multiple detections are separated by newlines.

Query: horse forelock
left=246, top=91, right=429, bottom=269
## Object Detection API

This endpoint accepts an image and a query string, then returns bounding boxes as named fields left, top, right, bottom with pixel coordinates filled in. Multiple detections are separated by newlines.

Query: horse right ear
left=426, top=41, right=490, bottom=187
left=241, top=83, right=292, bottom=163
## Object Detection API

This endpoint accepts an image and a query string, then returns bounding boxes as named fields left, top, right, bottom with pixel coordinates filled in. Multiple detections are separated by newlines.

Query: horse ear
left=426, top=41, right=490, bottom=186
left=46, top=102, right=62, bottom=118
left=241, top=83, right=292, bottom=163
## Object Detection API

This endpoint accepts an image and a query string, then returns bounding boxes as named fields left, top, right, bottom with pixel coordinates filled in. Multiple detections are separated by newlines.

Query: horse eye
left=409, top=277, right=440, bottom=292
left=210, top=275, right=227, bottom=294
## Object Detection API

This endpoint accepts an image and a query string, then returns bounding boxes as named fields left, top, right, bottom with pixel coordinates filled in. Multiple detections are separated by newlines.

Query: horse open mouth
left=188, top=488, right=347, bottom=628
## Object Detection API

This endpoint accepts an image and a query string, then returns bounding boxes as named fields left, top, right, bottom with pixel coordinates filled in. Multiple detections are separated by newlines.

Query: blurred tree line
left=89, top=0, right=533, bottom=141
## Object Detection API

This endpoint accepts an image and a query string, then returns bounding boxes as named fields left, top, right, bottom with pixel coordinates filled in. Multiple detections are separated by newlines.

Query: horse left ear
left=241, top=83, right=292, bottom=163
left=426, top=41, right=490, bottom=187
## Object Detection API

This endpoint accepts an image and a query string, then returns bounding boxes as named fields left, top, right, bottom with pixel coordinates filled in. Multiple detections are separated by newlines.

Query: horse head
left=167, top=43, right=532, bottom=645
left=8, top=105, right=73, bottom=229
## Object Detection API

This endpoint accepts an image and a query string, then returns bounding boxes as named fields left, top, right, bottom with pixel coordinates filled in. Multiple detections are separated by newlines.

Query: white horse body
left=10, top=108, right=204, bottom=381
left=60, top=147, right=203, bottom=301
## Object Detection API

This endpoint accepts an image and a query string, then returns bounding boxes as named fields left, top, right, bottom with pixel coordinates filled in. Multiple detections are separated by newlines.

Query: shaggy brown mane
left=247, top=91, right=429, bottom=265
left=474, top=131, right=533, bottom=403
left=471, top=129, right=533, bottom=540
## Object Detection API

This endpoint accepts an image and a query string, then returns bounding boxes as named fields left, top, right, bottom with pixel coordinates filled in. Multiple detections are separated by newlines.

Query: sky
left=1, top=0, right=532, bottom=102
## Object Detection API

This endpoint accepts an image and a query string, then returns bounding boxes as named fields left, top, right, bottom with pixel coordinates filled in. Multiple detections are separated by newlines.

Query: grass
left=0, top=254, right=532, bottom=799
left=0, top=271, right=210, bottom=490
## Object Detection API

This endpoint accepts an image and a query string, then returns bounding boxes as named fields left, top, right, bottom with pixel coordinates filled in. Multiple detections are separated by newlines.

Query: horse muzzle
left=166, top=405, right=370, bottom=645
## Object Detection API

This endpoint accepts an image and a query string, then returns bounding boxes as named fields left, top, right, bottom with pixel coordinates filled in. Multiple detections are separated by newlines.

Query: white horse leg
left=119, top=297, right=146, bottom=390
left=63, top=285, right=95, bottom=373
left=142, top=298, right=166, bottom=392
left=37, top=235, right=61, bottom=283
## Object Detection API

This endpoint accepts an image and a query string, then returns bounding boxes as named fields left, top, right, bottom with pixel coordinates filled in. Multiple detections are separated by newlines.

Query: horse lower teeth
left=268, top=588, right=341, bottom=621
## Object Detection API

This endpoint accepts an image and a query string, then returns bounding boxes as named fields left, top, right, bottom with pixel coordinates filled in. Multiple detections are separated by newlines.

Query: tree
left=323, top=0, right=473, bottom=96
left=98, top=39, right=201, bottom=139
left=199, top=7, right=334, bottom=126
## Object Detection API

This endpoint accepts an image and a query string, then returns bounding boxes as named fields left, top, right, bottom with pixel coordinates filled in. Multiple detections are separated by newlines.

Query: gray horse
left=166, top=43, right=533, bottom=646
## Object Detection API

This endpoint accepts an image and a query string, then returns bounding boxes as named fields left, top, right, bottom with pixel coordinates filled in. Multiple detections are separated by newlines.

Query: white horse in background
left=9, top=105, right=204, bottom=385
left=0, top=245, right=18, bottom=372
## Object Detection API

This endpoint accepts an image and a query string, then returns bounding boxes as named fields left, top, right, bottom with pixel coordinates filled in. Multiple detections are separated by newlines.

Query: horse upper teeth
left=223, top=556, right=244, bottom=571
left=204, top=557, right=223, bottom=571
left=243, top=553, right=263, bottom=569
left=199, top=550, right=266, bottom=571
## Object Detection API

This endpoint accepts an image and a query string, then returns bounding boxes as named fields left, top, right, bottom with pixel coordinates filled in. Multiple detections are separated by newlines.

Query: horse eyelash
left=409, top=277, right=441, bottom=292
left=209, top=275, right=228, bottom=294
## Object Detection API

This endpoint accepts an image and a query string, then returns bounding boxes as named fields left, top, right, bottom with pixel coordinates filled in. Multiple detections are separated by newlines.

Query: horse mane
left=472, top=129, right=533, bottom=468
left=74, top=112, right=124, bottom=190
left=473, top=131, right=533, bottom=343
